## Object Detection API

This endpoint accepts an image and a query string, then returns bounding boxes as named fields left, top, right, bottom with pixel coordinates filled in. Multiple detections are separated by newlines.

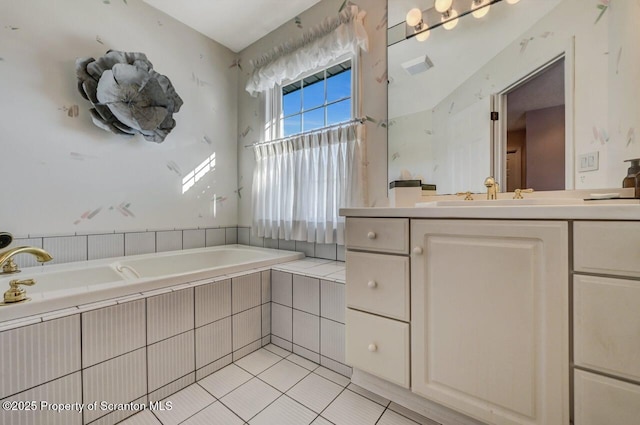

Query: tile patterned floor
left=121, top=346, right=439, bottom=425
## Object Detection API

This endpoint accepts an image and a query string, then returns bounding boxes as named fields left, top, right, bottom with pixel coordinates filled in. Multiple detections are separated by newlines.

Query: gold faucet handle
left=513, top=188, right=534, bottom=199
left=456, top=191, right=474, bottom=201
left=2, top=258, right=20, bottom=274
left=4, top=279, right=35, bottom=303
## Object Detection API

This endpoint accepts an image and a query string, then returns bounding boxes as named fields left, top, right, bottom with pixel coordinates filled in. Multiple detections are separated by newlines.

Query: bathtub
left=0, top=245, right=303, bottom=322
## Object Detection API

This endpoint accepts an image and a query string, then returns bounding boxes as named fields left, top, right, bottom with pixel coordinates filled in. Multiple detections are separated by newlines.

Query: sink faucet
left=484, top=176, right=500, bottom=200
left=0, top=246, right=53, bottom=275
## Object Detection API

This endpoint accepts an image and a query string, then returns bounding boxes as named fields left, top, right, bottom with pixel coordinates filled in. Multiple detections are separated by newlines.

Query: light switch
left=578, top=152, right=599, bottom=172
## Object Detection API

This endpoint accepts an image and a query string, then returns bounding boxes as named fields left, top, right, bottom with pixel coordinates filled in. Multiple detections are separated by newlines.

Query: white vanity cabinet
left=572, top=222, right=640, bottom=425
left=410, top=220, right=569, bottom=425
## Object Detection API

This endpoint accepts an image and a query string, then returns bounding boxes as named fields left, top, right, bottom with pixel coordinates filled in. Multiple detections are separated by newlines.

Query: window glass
left=327, top=99, right=351, bottom=125
left=283, top=84, right=302, bottom=117
left=283, top=115, right=302, bottom=137
left=303, top=108, right=325, bottom=132
left=326, top=68, right=351, bottom=103
left=302, top=74, right=325, bottom=110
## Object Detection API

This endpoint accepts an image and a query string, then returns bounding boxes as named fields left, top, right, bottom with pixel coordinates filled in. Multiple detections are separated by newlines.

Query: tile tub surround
left=0, top=258, right=350, bottom=425
left=119, top=347, right=439, bottom=425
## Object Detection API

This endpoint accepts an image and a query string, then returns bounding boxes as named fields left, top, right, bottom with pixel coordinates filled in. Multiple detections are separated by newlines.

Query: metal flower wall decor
left=76, top=50, right=183, bottom=143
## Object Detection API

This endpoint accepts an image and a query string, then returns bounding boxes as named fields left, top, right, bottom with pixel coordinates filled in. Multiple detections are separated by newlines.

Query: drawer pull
left=367, top=231, right=377, bottom=240
left=367, top=280, right=377, bottom=289
left=413, top=246, right=423, bottom=255
left=368, top=343, right=378, bottom=352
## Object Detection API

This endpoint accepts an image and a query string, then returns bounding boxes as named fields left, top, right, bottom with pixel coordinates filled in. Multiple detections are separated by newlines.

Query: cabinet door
left=574, top=370, right=640, bottom=425
left=411, top=220, right=569, bottom=425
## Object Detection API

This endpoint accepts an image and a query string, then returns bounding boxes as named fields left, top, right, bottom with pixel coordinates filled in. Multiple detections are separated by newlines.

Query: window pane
left=283, top=115, right=302, bottom=136
left=327, top=68, right=351, bottom=103
left=327, top=99, right=351, bottom=125
left=283, top=84, right=301, bottom=117
left=303, top=77, right=325, bottom=110
left=303, top=108, right=325, bottom=132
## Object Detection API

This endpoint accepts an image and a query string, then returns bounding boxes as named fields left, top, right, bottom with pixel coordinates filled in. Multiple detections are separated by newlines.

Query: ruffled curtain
left=252, top=122, right=367, bottom=244
left=245, top=5, right=368, bottom=96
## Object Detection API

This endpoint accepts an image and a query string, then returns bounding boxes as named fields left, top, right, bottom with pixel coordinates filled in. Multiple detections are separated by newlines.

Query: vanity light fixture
left=406, top=7, right=431, bottom=42
left=435, top=0, right=454, bottom=13
left=506, top=0, right=520, bottom=3
left=471, top=0, right=491, bottom=18
left=441, top=8, right=459, bottom=30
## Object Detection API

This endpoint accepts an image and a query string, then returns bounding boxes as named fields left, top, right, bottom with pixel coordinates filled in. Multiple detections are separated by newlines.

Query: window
left=279, top=60, right=352, bottom=137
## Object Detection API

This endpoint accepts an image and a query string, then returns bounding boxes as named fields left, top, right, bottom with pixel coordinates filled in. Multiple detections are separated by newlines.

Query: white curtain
left=252, top=122, right=366, bottom=244
left=245, top=5, right=368, bottom=96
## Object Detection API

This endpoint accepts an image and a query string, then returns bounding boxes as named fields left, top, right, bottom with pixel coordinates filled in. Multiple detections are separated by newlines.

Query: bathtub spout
left=0, top=246, right=54, bottom=275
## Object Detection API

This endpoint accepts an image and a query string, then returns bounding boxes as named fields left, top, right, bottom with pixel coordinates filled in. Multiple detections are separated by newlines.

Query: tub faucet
left=0, top=246, right=53, bottom=275
left=484, top=176, right=500, bottom=200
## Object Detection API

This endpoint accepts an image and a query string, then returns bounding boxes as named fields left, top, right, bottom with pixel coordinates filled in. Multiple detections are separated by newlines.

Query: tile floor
left=121, top=345, right=439, bottom=425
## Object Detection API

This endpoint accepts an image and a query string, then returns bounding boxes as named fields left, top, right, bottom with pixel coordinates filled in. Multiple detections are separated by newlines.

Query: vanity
left=341, top=199, right=640, bottom=425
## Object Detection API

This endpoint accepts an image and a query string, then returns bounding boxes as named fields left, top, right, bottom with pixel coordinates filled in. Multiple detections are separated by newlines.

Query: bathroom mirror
left=387, top=0, right=640, bottom=194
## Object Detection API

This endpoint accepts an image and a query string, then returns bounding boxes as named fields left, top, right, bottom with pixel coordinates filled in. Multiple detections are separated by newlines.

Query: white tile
left=88, top=233, right=124, bottom=260
left=234, top=340, right=262, bottom=362
left=0, top=315, right=42, bottom=332
left=43, top=235, right=87, bottom=264
left=182, top=401, right=244, bottom=425
left=278, top=239, right=296, bottom=251
left=250, top=233, right=264, bottom=247
left=148, top=331, right=195, bottom=391
left=147, top=288, right=194, bottom=344
left=262, top=303, right=271, bottom=337
left=119, top=411, right=162, bottom=425
left=320, top=318, right=345, bottom=363
left=261, top=270, right=271, bottom=303
left=323, top=388, right=385, bottom=425
left=337, top=245, right=346, bottom=262
left=388, top=403, right=441, bottom=425
left=199, top=364, right=253, bottom=398
left=272, top=271, right=292, bottom=306
left=232, top=273, right=261, bottom=313
left=8, top=237, right=43, bottom=268
left=196, top=317, right=232, bottom=369
left=125, top=232, right=156, bottom=256
left=264, top=238, right=279, bottom=249
left=196, top=354, right=232, bottom=381
left=320, top=280, right=345, bottom=323
left=206, top=228, right=226, bottom=247
left=263, top=344, right=290, bottom=358
left=156, top=230, right=182, bottom=252
left=320, top=356, right=352, bottom=378
left=312, top=417, right=334, bottom=425
left=184, top=229, right=206, bottom=249
left=293, top=344, right=320, bottom=363
left=315, top=243, right=337, bottom=260
left=87, top=396, right=147, bottom=425
left=293, top=310, right=320, bottom=353
left=293, top=275, right=320, bottom=315
left=271, top=335, right=293, bottom=352
left=153, top=384, right=215, bottom=425
left=305, top=262, right=346, bottom=278
left=271, top=303, right=292, bottom=341
left=41, top=307, right=80, bottom=322
left=262, top=335, right=271, bottom=346
left=238, top=228, right=250, bottom=245
left=232, top=306, right=261, bottom=350
left=82, top=300, right=145, bottom=367
left=295, top=241, right=315, bottom=257
left=378, top=409, right=423, bottom=425
left=195, top=279, right=231, bottom=327
left=235, top=348, right=282, bottom=375
left=315, top=366, right=350, bottom=387
left=148, top=373, right=195, bottom=403
left=0, top=373, right=82, bottom=425
left=221, top=378, right=280, bottom=421
left=258, top=359, right=310, bottom=392
left=0, top=315, right=80, bottom=399
left=347, top=383, right=390, bottom=407
left=286, top=353, right=319, bottom=371
left=249, top=395, right=316, bottom=425
left=286, top=373, right=343, bottom=414
left=225, top=227, right=238, bottom=244
left=83, top=349, right=147, bottom=423
left=326, top=270, right=346, bottom=283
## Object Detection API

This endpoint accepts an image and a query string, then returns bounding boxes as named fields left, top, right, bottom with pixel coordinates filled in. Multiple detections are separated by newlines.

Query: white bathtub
left=0, top=245, right=303, bottom=322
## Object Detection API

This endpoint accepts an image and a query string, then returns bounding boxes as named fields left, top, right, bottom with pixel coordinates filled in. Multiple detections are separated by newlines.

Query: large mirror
left=387, top=0, right=640, bottom=195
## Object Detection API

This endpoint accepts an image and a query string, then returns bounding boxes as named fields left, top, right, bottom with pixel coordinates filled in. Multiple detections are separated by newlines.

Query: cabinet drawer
left=574, top=370, right=640, bottom=425
left=345, top=308, right=410, bottom=388
left=346, top=251, right=409, bottom=321
left=574, top=222, right=640, bottom=277
left=346, top=218, right=409, bottom=254
left=574, top=275, right=640, bottom=381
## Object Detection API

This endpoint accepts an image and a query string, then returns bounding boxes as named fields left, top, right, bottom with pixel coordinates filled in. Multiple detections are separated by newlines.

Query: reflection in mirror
left=388, top=0, right=640, bottom=195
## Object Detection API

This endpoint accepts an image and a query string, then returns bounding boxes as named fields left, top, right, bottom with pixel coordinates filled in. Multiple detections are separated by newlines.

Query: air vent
left=401, top=55, right=434, bottom=76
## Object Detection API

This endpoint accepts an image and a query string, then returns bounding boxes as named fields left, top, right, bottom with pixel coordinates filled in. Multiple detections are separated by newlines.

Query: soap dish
left=587, top=193, right=621, bottom=200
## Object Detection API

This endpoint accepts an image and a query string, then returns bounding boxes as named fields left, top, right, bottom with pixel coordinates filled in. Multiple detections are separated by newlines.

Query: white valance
left=245, top=5, right=368, bottom=96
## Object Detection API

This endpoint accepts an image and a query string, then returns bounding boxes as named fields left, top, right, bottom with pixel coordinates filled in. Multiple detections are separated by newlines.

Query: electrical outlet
left=578, top=152, right=599, bottom=172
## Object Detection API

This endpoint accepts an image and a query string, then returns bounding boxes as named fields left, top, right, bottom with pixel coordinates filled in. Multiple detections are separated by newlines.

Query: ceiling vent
left=401, top=55, right=434, bottom=76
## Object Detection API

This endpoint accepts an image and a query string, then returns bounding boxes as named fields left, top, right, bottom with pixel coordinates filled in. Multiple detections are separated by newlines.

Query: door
left=410, top=220, right=569, bottom=425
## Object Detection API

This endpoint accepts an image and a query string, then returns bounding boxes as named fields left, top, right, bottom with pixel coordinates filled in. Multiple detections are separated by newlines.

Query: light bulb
left=506, top=0, right=520, bottom=4
left=472, top=0, right=490, bottom=18
left=406, top=8, right=423, bottom=27
left=442, top=8, right=459, bottom=30
left=416, top=27, right=431, bottom=41
left=434, top=0, right=453, bottom=13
